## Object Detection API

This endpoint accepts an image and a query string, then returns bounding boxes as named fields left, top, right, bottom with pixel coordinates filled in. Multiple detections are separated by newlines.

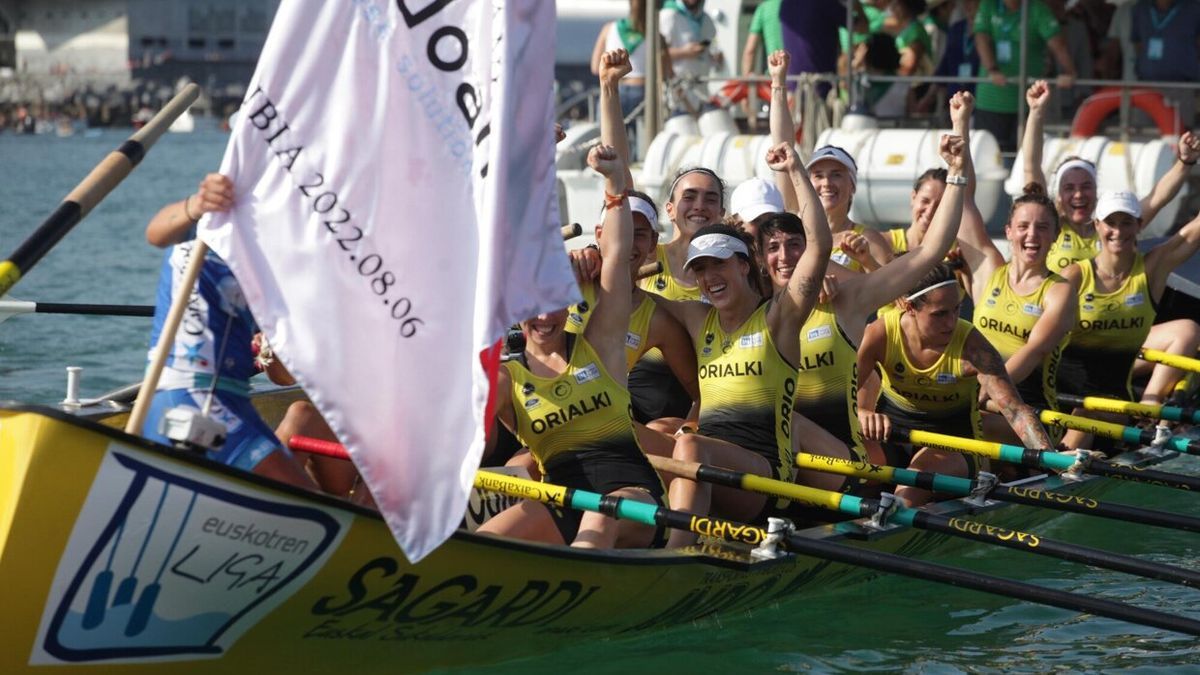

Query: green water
left=4, top=129, right=1200, bottom=672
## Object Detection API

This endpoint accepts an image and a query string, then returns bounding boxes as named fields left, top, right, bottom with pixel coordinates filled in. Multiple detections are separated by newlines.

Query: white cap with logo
left=683, top=233, right=750, bottom=270
left=730, top=178, right=784, bottom=223
left=1095, top=191, right=1142, bottom=222
left=805, top=145, right=858, bottom=187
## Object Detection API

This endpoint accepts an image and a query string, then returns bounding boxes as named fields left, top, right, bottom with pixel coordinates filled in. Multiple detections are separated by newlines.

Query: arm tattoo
left=971, top=333, right=1053, bottom=448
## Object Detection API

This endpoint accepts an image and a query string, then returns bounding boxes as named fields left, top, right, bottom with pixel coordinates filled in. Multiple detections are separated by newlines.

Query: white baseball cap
left=683, top=233, right=750, bottom=270
left=1095, top=191, right=1142, bottom=222
left=805, top=145, right=858, bottom=186
left=730, top=178, right=784, bottom=223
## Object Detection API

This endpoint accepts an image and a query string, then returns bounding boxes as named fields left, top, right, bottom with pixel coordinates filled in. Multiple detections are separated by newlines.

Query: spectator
left=918, top=0, right=982, bottom=117
left=973, top=0, right=1077, bottom=152
left=892, top=0, right=934, bottom=77
left=591, top=1, right=675, bottom=125
left=1131, top=0, right=1200, bottom=130
left=741, top=0, right=842, bottom=124
left=862, top=32, right=908, bottom=117
left=660, top=0, right=721, bottom=115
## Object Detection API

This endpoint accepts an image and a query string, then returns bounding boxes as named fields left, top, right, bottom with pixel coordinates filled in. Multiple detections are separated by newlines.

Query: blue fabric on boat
left=144, top=387, right=285, bottom=471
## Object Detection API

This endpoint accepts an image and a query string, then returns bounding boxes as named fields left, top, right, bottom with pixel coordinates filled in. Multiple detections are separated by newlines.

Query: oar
left=900, top=427, right=1200, bottom=492
left=637, top=261, right=663, bottom=280
left=795, top=453, right=1200, bottom=534
left=650, top=455, right=1200, bottom=589
left=1142, top=349, right=1200, bottom=374
left=561, top=223, right=583, bottom=239
left=474, top=469, right=1200, bottom=637
left=1057, top=393, right=1200, bottom=426
left=0, top=85, right=200, bottom=298
left=985, top=400, right=1200, bottom=455
left=0, top=298, right=154, bottom=324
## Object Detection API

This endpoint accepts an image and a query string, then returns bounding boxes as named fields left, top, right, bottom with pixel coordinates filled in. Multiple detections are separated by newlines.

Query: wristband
left=183, top=195, right=199, bottom=222
left=604, top=190, right=629, bottom=210
left=1181, top=158, right=1197, bottom=167
left=945, top=174, right=969, bottom=186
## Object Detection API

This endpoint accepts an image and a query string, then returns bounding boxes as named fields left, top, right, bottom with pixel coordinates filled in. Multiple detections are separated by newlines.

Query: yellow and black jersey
left=887, top=227, right=908, bottom=255
left=973, top=264, right=1069, bottom=410
left=1058, top=255, right=1156, bottom=400
left=878, top=312, right=982, bottom=439
left=565, top=281, right=657, bottom=372
left=794, top=302, right=866, bottom=460
left=1047, top=225, right=1100, bottom=272
left=639, top=243, right=702, bottom=302
left=696, top=303, right=798, bottom=481
left=504, top=336, right=643, bottom=472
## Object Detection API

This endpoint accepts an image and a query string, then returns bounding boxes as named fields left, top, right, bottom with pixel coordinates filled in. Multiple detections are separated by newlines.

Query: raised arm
left=584, top=145, right=635, bottom=383
left=964, top=330, right=1054, bottom=449
left=838, top=130, right=968, bottom=326
left=767, top=50, right=799, bottom=213
left=598, top=48, right=635, bottom=186
left=1001, top=280, right=1076, bottom=385
left=1145, top=208, right=1200, bottom=302
left=952, top=90, right=1004, bottom=296
left=1021, top=81, right=1050, bottom=190
left=1139, top=131, right=1200, bottom=226
left=146, top=173, right=233, bottom=247
left=765, top=142, right=832, bottom=363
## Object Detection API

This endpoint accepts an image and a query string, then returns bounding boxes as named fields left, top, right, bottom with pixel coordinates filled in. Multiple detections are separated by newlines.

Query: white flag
left=201, top=0, right=578, bottom=561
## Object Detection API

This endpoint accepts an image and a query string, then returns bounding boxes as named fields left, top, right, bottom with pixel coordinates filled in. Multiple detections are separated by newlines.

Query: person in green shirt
left=973, top=0, right=1076, bottom=152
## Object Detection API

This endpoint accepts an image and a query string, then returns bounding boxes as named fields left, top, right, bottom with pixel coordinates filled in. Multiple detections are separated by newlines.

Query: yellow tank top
left=795, top=302, right=865, bottom=456
left=639, top=243, right=702, bottom=301
left=1070, top=255, right=1155, bottom=353
left=565, top=282, right=657, bottom=371
left=879, top=311, right=982, bottom=437
left=888, top=227, right=908, bottom=254
left=1047, top=224, right=1100, bottom=272
left=831, top=224, right=869, bottom=272
left=696, top=303, right=797, bottom=479
left=973, top=264, right=1069, bottom=409
left=504, top=336, right=642, bottom=471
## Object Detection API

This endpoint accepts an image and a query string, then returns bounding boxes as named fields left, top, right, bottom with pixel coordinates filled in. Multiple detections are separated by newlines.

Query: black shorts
left=543, top=448, right=667, bottom=548
left=1058, top=347, right=1136, bottom=401
left=628, top=355, right=692, bottom=423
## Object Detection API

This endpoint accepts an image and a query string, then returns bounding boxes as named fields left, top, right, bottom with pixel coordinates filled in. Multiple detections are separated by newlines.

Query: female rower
left=886, top=168, right=947, bottom=256
left=807, top=142, right=891, bottom=272
left=653, top=141, right=831, bottom=546
left=956, top=184, right=1076, bottom=443
left=142, top=173, right=315, bottom=490
left=856, top=262, right=1056, bottom=506
left=478, top=144, right=665, bottom=549
left=761, top=87, right=976, bottom=492
left=1058, top=195, right=1200, bottom=449
left=1022, top=80, right=1200, bottom=400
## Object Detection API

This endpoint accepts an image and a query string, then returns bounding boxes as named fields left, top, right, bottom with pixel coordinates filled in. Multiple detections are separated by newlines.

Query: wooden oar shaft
left=797, top=453, right=1200, bottom=533
left=125, top=240, right=208, bottom=436
left=1142, top=349, right=1200, bottom=374
left=560, top=223, right=583, bottom=239
left=636, top=261, right=662, bottom=280
left=473, top=468, right=1200, bottom=636
left=0, top=85, right=200, bottom=298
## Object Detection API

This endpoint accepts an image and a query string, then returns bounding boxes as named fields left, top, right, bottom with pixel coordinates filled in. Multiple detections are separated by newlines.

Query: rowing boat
left=0, top=386, right=1187, bottom=672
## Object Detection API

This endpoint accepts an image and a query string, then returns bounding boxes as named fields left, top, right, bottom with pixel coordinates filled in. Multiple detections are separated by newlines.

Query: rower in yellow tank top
left=877, top=310, right=983, bottom=440
left=857, top=263, right=1057, bottom=506
left=973, top=264, right=1069, bottom=410
left=505, top=335, right=657, bottom=474
left=566, top=281, right=657, bottom=371
left=1046, top=226, right=1100, bottom=272
left=830, top=223, right=871, bottom=272
left=1058, top=254, right=1155, bottom=400
left=640, top=243, right=702, bottom=301
left=887, top=227, right=908, bottom=254
left=695, top=302, right=797, bottom=483
left=794, top=302, right=866, bottom=461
